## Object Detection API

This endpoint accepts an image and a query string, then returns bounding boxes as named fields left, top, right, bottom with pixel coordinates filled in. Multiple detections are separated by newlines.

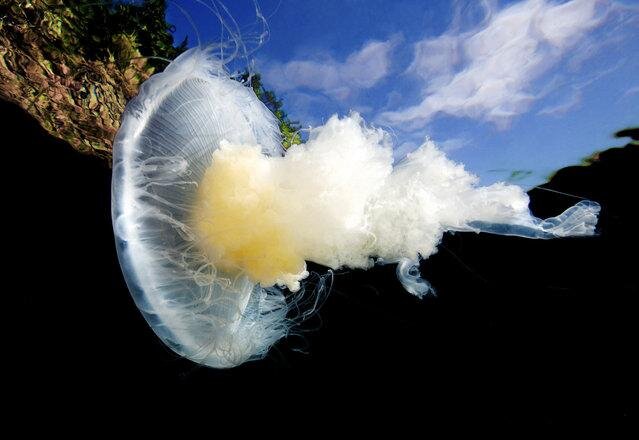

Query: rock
left=0, top=0, right=183, bottom=161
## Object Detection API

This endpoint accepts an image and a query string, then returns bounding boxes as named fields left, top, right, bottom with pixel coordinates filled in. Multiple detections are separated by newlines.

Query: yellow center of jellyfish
left=192, top=141, right=307, bottom=291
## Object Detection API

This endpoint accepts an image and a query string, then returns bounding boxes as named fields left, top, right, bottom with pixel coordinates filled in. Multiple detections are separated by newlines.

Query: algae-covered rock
left=0, top=0, right=185, bottom=160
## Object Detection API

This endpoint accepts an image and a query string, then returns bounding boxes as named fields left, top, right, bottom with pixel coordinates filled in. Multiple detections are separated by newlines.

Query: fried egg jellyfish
left=112, top=47, right=600, bottom=368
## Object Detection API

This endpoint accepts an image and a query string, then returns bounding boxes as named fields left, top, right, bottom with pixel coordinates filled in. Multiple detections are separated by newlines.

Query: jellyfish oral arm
left=396, top=258, right=433, bottom=298
left=463, top=200, right=601, bottom=239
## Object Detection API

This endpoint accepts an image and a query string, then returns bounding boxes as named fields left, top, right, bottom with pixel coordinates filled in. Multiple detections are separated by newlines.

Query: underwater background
left=3, top=0, right=637, bottom=427
left=7, top=96, right=637, bottom=424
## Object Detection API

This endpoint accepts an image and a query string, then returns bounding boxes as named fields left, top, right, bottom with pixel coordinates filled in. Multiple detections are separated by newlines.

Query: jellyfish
left=112, top=47, right=600, bottom=368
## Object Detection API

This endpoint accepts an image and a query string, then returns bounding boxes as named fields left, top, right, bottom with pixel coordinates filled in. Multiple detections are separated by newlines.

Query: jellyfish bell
left=112, top=47, right=289, bottom=368
left=112, top=47, right=600, bottom=369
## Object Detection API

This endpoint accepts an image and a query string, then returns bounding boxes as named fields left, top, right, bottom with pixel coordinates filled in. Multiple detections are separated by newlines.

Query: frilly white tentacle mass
left=112, top=48, right=600, bottom=368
